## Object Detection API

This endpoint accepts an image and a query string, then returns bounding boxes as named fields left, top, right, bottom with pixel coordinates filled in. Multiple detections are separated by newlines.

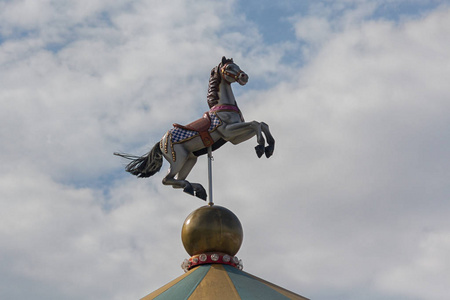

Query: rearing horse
left=115, top=57, right=275, bottom=200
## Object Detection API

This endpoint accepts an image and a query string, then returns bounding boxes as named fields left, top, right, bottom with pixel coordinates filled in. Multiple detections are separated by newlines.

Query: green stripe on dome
left=153, top=265, right=211, bottom=300
left=224, top=265, right=291, bottom=300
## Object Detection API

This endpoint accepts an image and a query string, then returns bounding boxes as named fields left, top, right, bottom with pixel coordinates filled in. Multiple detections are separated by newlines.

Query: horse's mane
left=207, top=65, right=221, bottom=108
left=207, top=58, right=233, bottom=108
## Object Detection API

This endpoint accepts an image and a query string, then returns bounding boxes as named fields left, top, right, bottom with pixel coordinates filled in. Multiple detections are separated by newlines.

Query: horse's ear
left=222, top=56, right=227, bottom=65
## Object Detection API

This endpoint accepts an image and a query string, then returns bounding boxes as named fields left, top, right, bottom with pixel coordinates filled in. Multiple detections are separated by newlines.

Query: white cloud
left=376, top=231, right=450, bottom=300
left=0, top=1, right=291, bottom=299
left=294, top=16, right=332, bottom=45
left=0, top=168, right=197, bottom=300
left=219, top=5, right=450, bottom=299
left=1, top=1, right=450, bottom=300
left=290, top=1, right=377, bottom=57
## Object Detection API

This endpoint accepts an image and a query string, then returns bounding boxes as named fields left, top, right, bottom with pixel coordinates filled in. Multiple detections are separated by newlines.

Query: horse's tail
left=114, top=142, right=163, bottom=178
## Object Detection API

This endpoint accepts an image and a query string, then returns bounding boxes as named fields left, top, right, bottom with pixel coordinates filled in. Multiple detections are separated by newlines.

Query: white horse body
left=116, top=57, right=275, bottom=200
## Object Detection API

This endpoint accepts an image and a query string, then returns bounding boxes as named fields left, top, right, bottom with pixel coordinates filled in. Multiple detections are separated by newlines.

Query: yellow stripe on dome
left=188, top=264, right=241, bottom=300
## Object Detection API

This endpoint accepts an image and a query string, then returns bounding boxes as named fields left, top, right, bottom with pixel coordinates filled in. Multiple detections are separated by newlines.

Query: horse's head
left=220, top=56, right=248, bottom=86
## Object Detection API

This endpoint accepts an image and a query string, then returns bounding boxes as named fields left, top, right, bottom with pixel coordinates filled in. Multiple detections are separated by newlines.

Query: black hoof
left=183, top=185, right=195, bottom=196
left=195, top=190, right=207, bottom=201
left=255, top=145, right=264, bottom=158
left=265, top=145, right=274, bottom=158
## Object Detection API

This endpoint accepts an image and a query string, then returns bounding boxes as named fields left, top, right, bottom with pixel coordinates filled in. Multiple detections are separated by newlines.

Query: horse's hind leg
left=162, top=151, right=196, bottom=196
left=162, top=168, right=195, bottom=196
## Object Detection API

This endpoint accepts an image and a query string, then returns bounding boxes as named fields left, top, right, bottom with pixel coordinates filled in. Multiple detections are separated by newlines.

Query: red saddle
left=173, top=112, right=214, bottom=147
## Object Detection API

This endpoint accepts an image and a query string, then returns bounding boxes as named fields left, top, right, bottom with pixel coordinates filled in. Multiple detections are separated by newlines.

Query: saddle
left=173, top=112, right=214, bottom=147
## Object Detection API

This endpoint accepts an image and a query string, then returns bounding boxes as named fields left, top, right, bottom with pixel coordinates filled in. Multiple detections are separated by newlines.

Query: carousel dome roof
left=141, top=264, right=308, bottom=300
left=141, top=205, right=308, bottom=300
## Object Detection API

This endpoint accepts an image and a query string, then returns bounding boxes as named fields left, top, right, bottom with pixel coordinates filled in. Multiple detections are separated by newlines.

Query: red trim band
left=181, top=252, right=243, bottom=272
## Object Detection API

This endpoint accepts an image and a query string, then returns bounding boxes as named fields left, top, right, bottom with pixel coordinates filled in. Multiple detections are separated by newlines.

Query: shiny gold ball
left=181, top=205, right=243, bottom=256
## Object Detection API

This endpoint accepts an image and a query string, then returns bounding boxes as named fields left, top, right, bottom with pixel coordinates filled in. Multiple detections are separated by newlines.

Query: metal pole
left=207, top=146, right=214, bottom=206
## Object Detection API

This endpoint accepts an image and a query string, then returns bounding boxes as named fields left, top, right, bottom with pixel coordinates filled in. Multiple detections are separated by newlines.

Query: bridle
left=221, top=63, right=244, bottom=82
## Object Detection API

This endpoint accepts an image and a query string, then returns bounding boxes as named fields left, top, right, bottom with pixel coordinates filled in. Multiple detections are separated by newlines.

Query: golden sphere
left=181, top=205, right=243, bottom=256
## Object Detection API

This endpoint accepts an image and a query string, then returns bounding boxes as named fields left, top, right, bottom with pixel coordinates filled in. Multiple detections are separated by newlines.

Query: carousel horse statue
left=115, top=57, right=275, bottom=200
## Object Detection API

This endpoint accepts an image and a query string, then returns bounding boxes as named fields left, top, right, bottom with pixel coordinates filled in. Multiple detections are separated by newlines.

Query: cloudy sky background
left=1, top=0, right=450, bottom=299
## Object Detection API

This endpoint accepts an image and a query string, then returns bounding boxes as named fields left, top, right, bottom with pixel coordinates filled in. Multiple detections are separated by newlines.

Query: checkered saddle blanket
left=169, top=112, right=222, bottom=146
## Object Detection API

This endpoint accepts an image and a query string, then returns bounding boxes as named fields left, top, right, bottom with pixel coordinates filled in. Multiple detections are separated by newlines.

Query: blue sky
left=238, top=1, right=443, bottom=62
left=1, top=1, right=450, bottom=299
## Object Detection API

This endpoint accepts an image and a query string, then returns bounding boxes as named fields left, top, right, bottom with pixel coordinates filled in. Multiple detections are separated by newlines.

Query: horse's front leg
left=261, top=122, right=275, bottom=158
left=219, top=121, right=266, bottom=157
left=253, top=121, right=266, bottom=158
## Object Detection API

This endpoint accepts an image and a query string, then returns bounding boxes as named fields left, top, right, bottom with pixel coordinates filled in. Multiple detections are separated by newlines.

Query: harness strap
left=210, top=104, right=240, bottom=113
left=210, top=104, right=244, bottom=122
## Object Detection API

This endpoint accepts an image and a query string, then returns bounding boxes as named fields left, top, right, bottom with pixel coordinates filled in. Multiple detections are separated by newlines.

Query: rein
left=221, top=63, right=244, bottom=82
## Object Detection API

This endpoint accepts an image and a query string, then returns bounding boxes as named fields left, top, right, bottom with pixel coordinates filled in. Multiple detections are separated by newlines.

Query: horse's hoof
left=265, top=145, right=274, bottom=158
left=255, top=145, right=264, bottom=158
left=183, top=185, right=195, bottom=196
left=195, top=190, right=207, bottom=201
